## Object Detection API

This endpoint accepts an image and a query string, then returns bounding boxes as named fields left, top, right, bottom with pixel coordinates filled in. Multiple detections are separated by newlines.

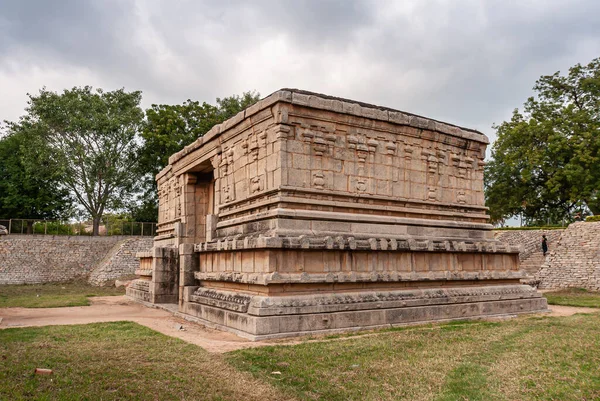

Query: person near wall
left=542, top=235, right=548, bottom=257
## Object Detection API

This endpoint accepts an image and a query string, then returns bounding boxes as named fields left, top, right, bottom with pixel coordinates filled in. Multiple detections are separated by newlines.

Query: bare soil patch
left=0, top=296, right=286, bottom=353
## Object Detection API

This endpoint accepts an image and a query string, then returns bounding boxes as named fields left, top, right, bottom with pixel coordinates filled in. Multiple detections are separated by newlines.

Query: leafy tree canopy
left=9, top=86, right=145, bottom=235
left=0, top=123, right=72, bottom=220
left=485, top=58, right=600, bottom=225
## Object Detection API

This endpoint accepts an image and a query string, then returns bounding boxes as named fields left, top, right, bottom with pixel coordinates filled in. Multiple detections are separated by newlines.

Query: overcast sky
left=1, top=0, right=599, bottom=151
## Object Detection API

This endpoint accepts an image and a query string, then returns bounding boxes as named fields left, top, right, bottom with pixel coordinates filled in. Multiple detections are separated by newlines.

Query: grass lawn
left=228, top=314, right=600, bottom=401
left=0, top=282, right=125, bottom=308
left=0, top=322, right=292, bottom=401
left=544, top=287, right=600, bottom=308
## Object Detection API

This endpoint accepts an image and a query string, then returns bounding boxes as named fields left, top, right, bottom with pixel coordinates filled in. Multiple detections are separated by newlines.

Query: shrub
left=585, top=215, right=600, bottom=222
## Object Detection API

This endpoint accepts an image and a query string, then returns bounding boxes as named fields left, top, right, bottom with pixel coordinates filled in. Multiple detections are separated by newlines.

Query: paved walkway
left=1, top=296, right=598, bottom=352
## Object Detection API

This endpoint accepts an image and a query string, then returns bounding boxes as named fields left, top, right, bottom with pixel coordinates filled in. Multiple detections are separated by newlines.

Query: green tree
left=11, top=86, right=145, bottom=235
left=0, top=123, right=72, bottom=227
left=133, top=91, right=260, bottom=221
left=485, top=58, right=600, bottom=225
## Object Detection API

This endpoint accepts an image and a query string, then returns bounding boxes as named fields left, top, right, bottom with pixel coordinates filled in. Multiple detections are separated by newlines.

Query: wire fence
left=0, top=218, right=157, bottom=237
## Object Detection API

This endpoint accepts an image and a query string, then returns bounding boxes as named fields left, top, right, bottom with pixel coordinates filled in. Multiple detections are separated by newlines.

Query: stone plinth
left=128, top=89, right=548, bottom=339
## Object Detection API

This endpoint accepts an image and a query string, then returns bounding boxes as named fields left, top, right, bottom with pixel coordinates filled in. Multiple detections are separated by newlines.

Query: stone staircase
left=536, top=222, right=600, bottom=290
left=520, top=252, right=548, bottom=276
left=494, top=229, right=563, bottom=275
left=494, top=224, right=600, bottom=290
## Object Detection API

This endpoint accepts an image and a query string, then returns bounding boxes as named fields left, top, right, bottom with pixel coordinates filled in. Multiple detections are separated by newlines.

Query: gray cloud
left=1, top=0, right=599, bottom=148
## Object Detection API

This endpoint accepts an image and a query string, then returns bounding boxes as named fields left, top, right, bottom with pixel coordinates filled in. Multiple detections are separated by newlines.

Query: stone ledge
left=134, top=269, right=153, bottom=277
left=186, top=284, right=542, bottom=317
left=190, top=288, right=251, bottom=313
left=126, top=286, right=150, bottom=303
left=179, top=286, right=547, bottom=340
left=216, top=207, right=491, bottom=231
left=193, top=270, right=526, bottom=286
left=128, top=280, right=150, bottom=291
left=217, top=191, right=489, bottom=221
left=194, top=236, right=519, bottom=253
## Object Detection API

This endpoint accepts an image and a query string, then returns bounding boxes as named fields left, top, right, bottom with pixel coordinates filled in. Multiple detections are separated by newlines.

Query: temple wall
left=154, top=104, right=283, bottom=243
left=279, top=103, right=486, bottom=212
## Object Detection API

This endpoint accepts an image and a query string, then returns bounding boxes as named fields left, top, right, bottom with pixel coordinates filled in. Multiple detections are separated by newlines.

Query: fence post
left=8, top=219, right=11, bottom=235
left=44, top=220, right=47, bottom=235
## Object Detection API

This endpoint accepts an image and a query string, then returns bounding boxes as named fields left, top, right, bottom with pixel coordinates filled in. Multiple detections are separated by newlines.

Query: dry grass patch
left=0, top=281, right=125, bottom=308
left=0, top=322, right=295, bottom=401
left=228, top=316, right=600, bottom=401
left=544, top=288, right=600, bottom=308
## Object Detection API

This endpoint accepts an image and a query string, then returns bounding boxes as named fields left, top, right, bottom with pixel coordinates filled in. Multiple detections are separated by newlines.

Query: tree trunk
left=92, top=216, right=101, bottom=236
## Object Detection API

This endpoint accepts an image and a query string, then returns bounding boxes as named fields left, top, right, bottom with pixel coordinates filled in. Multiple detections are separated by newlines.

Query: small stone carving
left=427, top=187, right=437, bottom=201
left=248, top=140, right=259, bottom=161
left=356, top=145, right=369, bottom=162
left=313, top=137, right=328, bottom=156
left=385, top=141, right=397, bottom=155
left=457, top=190, right=467, bottom=204
left=257, top=130, right=267, bottom=146
left=313, top=172, right=325, bottom=189
left=250, top=177, right=262, bottom=193
left=437, top=150, right=447, bottom=166
left=427, top=155, right=439, bottom=174
left=367, top=138, right=379, bottom=153
left=347, top=134, right=359, bottom=149
left=0, top=225, right=7, bottom=235
left=221, top=185, right=234, bottom=203
left=226, top=148, right=234, bottom=165
left=301, top=127, right=315, bottom=142
left=458, top=160, right=469, bottom=178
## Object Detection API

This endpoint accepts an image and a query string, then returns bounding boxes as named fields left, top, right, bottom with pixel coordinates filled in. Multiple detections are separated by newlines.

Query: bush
left=33, top=221, right=75, bottom=235
left=585, top=215, right=600, bottom=222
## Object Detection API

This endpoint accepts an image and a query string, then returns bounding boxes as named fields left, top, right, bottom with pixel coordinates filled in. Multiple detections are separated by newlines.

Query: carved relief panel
left=157, top=176, right=182, bottom=223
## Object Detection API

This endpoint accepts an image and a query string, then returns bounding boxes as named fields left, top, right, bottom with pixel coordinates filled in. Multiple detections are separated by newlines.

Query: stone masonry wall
left=88, top=237, right=153, bottom=286
left=494, top=229, right=564, bottom=262
left=536, top=222, right=600, bottom=290
left=0, top=235, right=152, bottom=285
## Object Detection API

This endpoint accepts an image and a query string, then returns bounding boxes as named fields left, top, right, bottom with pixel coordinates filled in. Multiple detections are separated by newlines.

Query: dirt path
left=1, top=296, right=597, bottom=352
left=0, top=296, right=287, bottom=353
left=545, top=304, right=600, bottom=316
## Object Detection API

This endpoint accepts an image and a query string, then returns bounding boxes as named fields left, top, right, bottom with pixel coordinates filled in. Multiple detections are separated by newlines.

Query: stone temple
left=127, top=89, right=548, bottom=340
